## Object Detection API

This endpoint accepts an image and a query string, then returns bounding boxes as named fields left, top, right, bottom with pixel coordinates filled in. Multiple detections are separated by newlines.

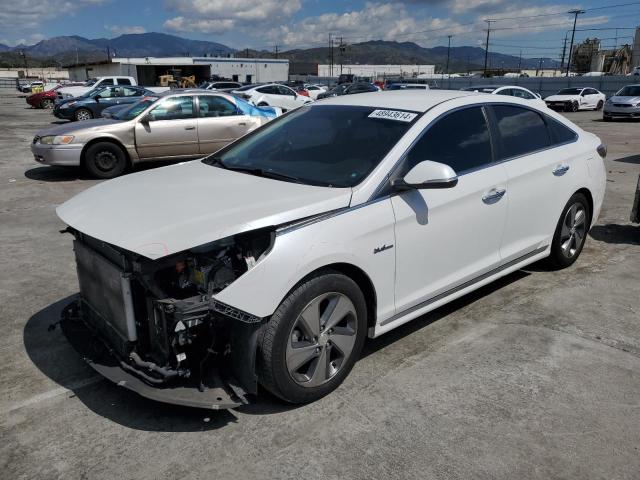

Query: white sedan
left=232, top=83, right=312, bottom=111
left=463, top=85, right=546, bottom=107
left=544, top=87, right=606, bottom=112
left=57, top=90, right=606, bottom=408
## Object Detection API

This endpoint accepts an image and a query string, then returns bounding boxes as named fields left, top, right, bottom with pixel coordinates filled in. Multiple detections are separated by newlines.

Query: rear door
left=490, top=104, right=580, bottom=261
left=134, top=95, right=199, bottom=159
left=196, top=95, right=258, bottom=155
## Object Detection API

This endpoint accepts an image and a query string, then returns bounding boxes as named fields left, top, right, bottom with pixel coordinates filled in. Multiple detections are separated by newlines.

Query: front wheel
left=596, top=100, right=604, bottom=110
left=84, top=142, right=128, bottom=179
left=570, top=101, right=579, bottom=112
left=547, top=193, right=590, bottom=269
left=258, top=272, right=367, bottom=404
left=74, top=108, right=93, bottom=121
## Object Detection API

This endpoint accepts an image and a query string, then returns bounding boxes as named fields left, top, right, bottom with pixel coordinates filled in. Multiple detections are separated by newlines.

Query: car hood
left=35, top=118, right=124, bottom=136
left=608, top=95, right=640, bottom=104
left=545, top=94, right=578, bottom=101
left=57, top=160, right=353, bottom=259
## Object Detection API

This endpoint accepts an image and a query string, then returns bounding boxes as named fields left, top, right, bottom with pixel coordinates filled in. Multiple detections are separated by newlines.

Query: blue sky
left=1, top=0, right=639, bottom=61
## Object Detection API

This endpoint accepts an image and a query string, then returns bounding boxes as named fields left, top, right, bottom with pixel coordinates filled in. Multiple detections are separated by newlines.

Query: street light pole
left=566, top=9, right=585, bottom=77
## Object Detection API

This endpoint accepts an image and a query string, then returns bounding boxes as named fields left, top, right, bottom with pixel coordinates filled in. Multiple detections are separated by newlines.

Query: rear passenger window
left=198, top=96, right=238, bottom=117
left=546, top=117, right=578, bottom=145
left=492, top=105, right=550, bottom=159
left=405, top=106, right=493, bottom=174
left=118, top=78, right=132, bottom=85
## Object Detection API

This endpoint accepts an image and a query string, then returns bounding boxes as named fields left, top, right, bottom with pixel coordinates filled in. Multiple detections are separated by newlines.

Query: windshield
left=80, top=86, right=107, bottom=98
left=84, top=79, right=97, bottom=86
left=234, top=84, right=262, bottom=91
left=557, top=88, right=582, bottom=95
left=115, top=96, right=159, bottom=120
left=616, top=85, right=640, bottom=96
left=204, top=104, right=417, bottom=187
left=463, top=86, right=497, bottom=92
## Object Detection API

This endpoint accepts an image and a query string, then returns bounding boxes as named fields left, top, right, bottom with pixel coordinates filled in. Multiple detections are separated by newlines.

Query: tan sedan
left=30, top=89, right=280, bottom=178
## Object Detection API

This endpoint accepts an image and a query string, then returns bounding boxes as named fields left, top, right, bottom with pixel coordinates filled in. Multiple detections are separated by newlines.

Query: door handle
left=482, top=188, right=506, bottom=204
left=553, top=165, right=570, bottom=176
left=237, top=122, right=247, bottom=126
left=184, top=126, right=196, bottom=130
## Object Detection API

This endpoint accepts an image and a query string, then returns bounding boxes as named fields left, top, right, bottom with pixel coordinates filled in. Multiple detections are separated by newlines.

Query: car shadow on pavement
left=589, top=224, right=640, bottom=245
left=613, top=154, right=640, bottom=165
left=24, top=166, right=90, bottom=182
left=24, top=296, right=238, bottom=432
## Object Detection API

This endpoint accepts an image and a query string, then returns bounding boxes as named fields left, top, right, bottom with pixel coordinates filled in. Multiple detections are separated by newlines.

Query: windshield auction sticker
left=368, top=109, right=418, bottom=122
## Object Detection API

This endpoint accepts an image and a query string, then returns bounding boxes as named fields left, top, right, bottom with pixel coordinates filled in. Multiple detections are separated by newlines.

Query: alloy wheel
left=42, top=99, right=53, bottom=109
left=560, top=203, right=586, bottom=258
left=286, top=292, right=357, bottom=387
left=76, top=109, right=92, bottom=121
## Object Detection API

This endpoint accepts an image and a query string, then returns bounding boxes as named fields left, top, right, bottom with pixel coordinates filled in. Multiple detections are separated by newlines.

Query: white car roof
left=317, top=90, right=477, bottom=112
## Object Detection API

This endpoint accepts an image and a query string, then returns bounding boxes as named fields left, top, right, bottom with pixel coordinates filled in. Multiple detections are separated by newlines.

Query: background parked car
left=26, top=85, right=63, bottom=109
left=231, top=83, right=312, bottom=111
left=202, top=81, right=242, bottom=91
left=603, top=84, right=640, bottom=121
left=317, top=82, right=379, bottom=99
left=303, top=84, right=328, bottom=100
left=53, top=85, right=155, bottom=121
left=544, top=87, right=606, bottom=112
left=32, top=91, right=280, bottom=178
left=386, top=83, right=430, bottom=91
left=462, top=85, right=546, bottom=107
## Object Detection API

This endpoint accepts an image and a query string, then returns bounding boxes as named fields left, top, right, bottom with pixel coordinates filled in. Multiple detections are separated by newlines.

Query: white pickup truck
left=58, top=76, right=169, bottom=99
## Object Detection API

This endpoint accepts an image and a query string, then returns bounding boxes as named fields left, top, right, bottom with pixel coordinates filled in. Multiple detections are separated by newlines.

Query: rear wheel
left=84, top=142, right=127, bottom=179
left=41, top=98, right=54, bottom=109
left=74, top=108, right=93, bottom=121
left=258, top=272, right=367, bottom=404
left=547, top=193, right=590, bottom=269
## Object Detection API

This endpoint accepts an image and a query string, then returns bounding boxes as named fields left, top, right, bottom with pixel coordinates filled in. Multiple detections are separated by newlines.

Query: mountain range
left=0, top=32, right=559, bottom=72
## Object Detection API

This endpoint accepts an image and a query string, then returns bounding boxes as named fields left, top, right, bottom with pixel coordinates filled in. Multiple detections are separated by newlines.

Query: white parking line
left=4, top=376, right=102, bottom=414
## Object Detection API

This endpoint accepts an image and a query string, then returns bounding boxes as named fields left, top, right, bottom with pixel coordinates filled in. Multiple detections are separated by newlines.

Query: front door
left=196, top=95, right=259, bottom=155
left=134, top=95, right=199, bottom=159
left=392, top=106, right=508, bottom=313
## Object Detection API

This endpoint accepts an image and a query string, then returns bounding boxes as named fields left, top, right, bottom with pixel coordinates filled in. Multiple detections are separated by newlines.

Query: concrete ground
left=1, top=93, right=639, bottom=480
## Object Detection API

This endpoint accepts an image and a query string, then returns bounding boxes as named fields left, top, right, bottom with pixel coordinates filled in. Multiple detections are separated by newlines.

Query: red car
left=26, top=85, right=62, bottom=109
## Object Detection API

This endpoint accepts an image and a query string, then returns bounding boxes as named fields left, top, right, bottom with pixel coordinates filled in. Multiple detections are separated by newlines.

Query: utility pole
left=338, top=37, right=345, bottom=75
left=445, top=35, right=452, bottom=76
left=518, top=50, right=522, bottom=70
left=560, top=33, right=568, bottom=72
left=274, top=45, right=279, bottom=59
left=566, top=9, right=585, bottom=77
left=483, top=20, right=492, bottom=77
left=329, top=33, right=333, bottom=78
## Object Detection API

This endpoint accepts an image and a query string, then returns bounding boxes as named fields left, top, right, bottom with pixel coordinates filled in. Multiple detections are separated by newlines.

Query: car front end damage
left=60, top=227, right=274, bottom=409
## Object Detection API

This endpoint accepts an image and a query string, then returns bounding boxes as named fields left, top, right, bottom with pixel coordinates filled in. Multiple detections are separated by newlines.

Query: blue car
left=53, top=85, right=154, bottom=121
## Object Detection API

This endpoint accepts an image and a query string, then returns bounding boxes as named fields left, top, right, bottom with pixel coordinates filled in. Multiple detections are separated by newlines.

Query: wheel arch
left=80, top=137, right=131, bottom=169
left=277, top=262, right=378, bottom=333
left=575, top=187, right=594, bottom=227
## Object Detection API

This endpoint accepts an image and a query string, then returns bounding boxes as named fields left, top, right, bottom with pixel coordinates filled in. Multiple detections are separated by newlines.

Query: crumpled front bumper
left=60, top=299, right=249, bottom=410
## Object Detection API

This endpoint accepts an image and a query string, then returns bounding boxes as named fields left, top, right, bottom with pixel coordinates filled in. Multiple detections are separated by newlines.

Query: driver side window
left=405, top=106, right=493, bottom=174
left=149, top=96, right=194, bottom=121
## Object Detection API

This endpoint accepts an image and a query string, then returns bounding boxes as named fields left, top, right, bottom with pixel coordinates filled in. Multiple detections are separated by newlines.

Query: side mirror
left=93, top=94, right=101, bottom=101
left=391, top=160, right=458, bottom=190
left=139, top=114, right=150, bottom=125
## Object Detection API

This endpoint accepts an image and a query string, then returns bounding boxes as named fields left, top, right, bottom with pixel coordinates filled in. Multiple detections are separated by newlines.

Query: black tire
left=596, top=100, right=604, bottom=110
left=41, top=98, right=54, bottom=109
left=547, top=192, right=590, bottom=269
left=603, top=115, right=612, bottom=122
left=74, top=108, right=93, bottom=121
left=258, top=271, right=367, bottom=404
left=571, top=101, right=579, bottom=112
left=84, top=142, right=128, bottom=179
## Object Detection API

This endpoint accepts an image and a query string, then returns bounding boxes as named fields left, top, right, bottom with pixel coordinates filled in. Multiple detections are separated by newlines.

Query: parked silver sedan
left=603, top=84, right=640, bottom=121
left=30, top=90, right=280, bottom=178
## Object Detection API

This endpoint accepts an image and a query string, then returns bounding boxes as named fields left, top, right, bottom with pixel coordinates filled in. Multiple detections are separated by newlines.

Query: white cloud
left=107, top=25, right=147, bottom=35
left=0, top=0, right=109, bottom=41
left=163, top=0, right=301, bottom=35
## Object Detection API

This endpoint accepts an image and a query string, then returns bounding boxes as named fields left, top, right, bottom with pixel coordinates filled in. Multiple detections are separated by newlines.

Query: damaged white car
left=58, top=90, right=606, bottom=408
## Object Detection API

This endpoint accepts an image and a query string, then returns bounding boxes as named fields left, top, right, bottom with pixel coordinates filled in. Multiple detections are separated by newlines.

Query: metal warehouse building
left=67, top=56, right=289, bottom=84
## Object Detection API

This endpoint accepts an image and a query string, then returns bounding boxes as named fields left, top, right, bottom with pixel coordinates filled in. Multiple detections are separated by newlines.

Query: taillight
left=298, top=90, right=309, bottom=97
left=597, top=143, right=607, bottom=158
